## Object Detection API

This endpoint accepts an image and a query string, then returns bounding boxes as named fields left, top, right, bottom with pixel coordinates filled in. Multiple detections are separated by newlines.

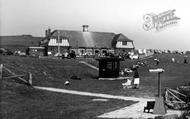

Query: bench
left=144, top=101, right=155, bottom=113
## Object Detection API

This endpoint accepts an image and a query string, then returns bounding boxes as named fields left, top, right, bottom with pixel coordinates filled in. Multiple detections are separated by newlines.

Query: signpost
left=149, top=68, right=167, bottom=114
left=58, top=30, right=60, bottom=55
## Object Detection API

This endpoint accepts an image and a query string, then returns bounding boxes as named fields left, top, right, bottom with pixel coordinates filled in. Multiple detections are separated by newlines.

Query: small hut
left=96, top=57, right=124, bottom=80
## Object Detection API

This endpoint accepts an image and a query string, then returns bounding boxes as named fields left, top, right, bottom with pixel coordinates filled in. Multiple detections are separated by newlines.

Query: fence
left=0, top=64, right=32, bottom=86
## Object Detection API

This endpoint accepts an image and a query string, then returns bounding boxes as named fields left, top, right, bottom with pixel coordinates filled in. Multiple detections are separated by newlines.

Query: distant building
left=26, top=47, right=46, bottom=57
left=40, top=26, right=135, bottom=56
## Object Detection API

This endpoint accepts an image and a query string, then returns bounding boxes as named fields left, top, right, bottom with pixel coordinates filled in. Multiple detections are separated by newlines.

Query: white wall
left=48, top=38, right=69, bottom=46
left=116, top=41, right=134, bottom=48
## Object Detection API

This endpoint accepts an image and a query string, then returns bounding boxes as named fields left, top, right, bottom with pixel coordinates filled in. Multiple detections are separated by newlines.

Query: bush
left=178, top=111, right=190, bottom=119
left=0, top=48, right=13, bottom=55
left=68, top=50, right=76, bottom=59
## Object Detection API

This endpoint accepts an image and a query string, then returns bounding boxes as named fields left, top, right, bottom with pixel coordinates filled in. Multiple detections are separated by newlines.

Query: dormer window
left=62, top=37, right=69, bottom=46
left=48, top=37, right=69, bottom=46
left=116, top=41, right=134, bottom=48
left=122, top=41, right=128, bottom=45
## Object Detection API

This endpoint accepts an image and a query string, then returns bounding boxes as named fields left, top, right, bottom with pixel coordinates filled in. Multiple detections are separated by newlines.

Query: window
left=107, top=62, right=113, bottom=70
left=94, top=49, right=100, bottom=54
left=86, top=49, right=92, bottom=55
left=62, top=39, right=69, bottom=46
left=108, top=49, right=114, bottom=54
left=56, top=39, right=62, bottom=43
left=79, top=49, right=85, bottom=55
left=101, top=49, right=108, bottom=56
left=122, top=41, right=128, bottom=45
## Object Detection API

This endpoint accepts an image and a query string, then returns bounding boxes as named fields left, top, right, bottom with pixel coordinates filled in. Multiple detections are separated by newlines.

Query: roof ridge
left=54, top=29, right=116, bottom=35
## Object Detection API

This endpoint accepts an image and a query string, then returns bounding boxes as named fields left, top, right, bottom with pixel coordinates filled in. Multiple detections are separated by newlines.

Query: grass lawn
left=1, top=56, right=157, bottom=97
left=1, top=81, right=135, bottom=119
left=1, top=54, right=190, bottom=119
left=1, top=56, right=137, bottom=119
left=82, top=53, right=190, bottom=95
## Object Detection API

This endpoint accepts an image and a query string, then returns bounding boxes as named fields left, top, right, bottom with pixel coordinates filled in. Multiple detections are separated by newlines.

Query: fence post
left=28, top=72, right=32, bottom=85
left=0, top=64, right=3, bottom=80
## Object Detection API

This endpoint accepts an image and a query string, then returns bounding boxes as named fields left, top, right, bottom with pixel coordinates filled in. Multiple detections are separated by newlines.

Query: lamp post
left=149, top=68, right=166, bottom=114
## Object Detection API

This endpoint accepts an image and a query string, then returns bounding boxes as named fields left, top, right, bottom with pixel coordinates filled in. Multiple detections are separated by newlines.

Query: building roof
left=41, top=30, right=133, bottom=49
left=113, top=34, right=133, bottom=42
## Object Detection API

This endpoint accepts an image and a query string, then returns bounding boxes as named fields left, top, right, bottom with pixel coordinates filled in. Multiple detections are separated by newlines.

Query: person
left=64, top=52, right=68, bottom=58
left=131, top=65, right=140, bottom=89
left=154, top=58, right=160, bottom=65
left=64, top=80, right=70, bottom=85
left=124, top=68, right=129, bottom=76
left=120, top=70, right=124, bottom=76
left=184, top=55, right=188, bottom=64
left=171, top=58, right=175, bottom=63
left=122, top=78, right=132, bottom=89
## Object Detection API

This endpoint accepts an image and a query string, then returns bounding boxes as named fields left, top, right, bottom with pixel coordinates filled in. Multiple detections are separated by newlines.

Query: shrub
left=178, top=111, right=190, bottom=119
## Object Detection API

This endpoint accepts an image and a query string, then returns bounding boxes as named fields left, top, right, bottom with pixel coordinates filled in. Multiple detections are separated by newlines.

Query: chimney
left=45, top=30, right=48, bottom=37
left=45, top=28, right=51, bottom=37
left=82, top=25, right=89, bottom=32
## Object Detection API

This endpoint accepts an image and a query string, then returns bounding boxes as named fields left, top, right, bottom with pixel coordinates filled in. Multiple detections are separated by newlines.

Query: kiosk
left=96, top=57, right=124, bottom=80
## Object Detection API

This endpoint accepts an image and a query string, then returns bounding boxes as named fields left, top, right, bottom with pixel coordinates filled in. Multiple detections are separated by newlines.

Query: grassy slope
left=0, top=35, right=42, bottom=52
left=1, top=81, right=134, bottom=119
left=0, top=36, right=42, bottom=46
left=1, top=56, right=136, bottom=119
left=1, top=54, right=190, bottom=119
left=1, top=54, right=190, bottom=96
left=84, top=53, right=190, bottom=95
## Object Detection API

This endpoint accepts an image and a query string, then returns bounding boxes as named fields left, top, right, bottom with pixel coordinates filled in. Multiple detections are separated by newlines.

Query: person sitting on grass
left=154, top=58, right=160, bottom=66
left=171, top=58, right=175, bottom=63
left=122, top=78, right=132, bottom=89
left=124, top=68, right=130, bottom=76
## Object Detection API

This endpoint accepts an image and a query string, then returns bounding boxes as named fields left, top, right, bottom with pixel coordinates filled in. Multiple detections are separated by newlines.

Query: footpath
left=34, top=86, right=182, bottom=119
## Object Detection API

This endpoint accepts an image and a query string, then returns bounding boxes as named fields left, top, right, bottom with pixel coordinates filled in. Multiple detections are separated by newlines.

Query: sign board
left=149, top=68, right=164, bottom=73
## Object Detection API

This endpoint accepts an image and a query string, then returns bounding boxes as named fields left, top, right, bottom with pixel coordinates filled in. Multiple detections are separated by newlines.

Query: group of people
left=171, top=55, right=189, bottom=64
left=121, top=55, right=189, bottom=89
left=122, top=65, right=140, bottom=89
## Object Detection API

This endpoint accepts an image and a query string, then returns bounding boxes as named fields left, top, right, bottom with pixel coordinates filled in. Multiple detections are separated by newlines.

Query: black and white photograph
left=0, top=0, right=190, bottom=119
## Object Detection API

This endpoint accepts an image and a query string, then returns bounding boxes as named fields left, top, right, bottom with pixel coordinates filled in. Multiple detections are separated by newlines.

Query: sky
left=1, top=0, right=190, bottom=51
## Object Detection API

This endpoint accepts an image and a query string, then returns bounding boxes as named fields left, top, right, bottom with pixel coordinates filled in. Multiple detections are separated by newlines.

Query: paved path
left=34, top=86, right=151, bottom=102
left=34, top=86, right=182, bottom=119
left=98, top=102, right=182, bottom=119
left=79, top=61, right=99, bottom=71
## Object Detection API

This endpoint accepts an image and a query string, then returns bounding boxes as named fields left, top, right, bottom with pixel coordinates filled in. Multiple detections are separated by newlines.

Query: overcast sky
left=1, top=0, right=190, bottom=50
